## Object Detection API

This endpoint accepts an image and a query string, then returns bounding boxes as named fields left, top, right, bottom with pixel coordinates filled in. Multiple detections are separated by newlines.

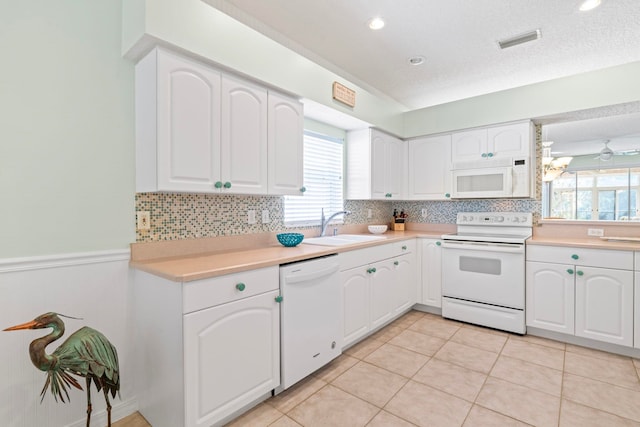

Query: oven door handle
left=441, top=240, right=524, bottom=254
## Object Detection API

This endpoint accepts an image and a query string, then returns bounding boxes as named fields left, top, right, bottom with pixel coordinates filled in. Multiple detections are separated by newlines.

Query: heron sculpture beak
left=3, top=320, right=39, bottom=331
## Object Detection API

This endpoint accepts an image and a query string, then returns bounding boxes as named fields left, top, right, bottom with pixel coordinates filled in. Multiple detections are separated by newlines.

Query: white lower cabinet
left=184, top=290, right=280, bottom=427
left=575, top=266, right=633, bottom=346
left=526, top=261, right=575, bottom=334
left=340, top=241, right=416, bottom=347
left=133, top=266, right=280, bottom=427
left=418, top=238, right=443, bottom=308
left=526, top=245, right=634, bottom=347
left=635, top=252, right=640, bottom=349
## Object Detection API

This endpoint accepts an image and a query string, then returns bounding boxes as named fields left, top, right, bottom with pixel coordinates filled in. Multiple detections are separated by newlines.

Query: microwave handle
left=505, top=166, right=513, bottom=193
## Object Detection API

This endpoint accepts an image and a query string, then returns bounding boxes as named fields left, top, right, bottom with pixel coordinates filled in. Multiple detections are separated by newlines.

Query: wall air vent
left=498, top=29, right=541, bottom=49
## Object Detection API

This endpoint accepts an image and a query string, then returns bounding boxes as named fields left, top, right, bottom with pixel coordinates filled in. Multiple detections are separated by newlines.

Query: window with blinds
left=284, top=131, right=344, bottom=226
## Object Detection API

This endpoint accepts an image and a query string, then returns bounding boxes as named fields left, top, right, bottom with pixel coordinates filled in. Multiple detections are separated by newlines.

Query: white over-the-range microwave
left=451, top=157, right=531, bottom=199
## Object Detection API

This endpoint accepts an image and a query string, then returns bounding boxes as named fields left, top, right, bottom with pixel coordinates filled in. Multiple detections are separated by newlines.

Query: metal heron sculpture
left=4, top=312, right=120, bottom=427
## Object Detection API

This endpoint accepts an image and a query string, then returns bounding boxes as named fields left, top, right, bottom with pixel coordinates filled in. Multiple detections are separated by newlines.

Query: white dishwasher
left=279, top=254, right=342, bottom=390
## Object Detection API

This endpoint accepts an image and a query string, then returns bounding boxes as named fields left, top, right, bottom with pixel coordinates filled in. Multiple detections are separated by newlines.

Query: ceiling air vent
left=498, top=29, right=541, bottom=49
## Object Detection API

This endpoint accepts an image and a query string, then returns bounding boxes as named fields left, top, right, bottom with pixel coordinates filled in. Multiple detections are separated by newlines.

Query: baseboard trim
left=0, top=249, right=130, bottom=273
left=66, top=397, right=138, bottom=427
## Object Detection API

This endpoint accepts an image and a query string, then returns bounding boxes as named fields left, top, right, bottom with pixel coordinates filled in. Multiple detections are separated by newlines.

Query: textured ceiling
left=208, top=0, right=640, bottom=110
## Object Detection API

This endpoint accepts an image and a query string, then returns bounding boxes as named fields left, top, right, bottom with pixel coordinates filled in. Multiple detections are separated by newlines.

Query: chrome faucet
left=320, top=208, right=351, bottom=237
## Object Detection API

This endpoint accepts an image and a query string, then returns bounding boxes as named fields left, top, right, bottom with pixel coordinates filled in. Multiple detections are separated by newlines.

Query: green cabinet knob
left=402, top=245, right=407, bottom=250
left=385, top=193, right=392, bottom=198
left=275, top=295, right=283, bottom=303
left=300, top=186, right=306, bottom=193
left=445, top=193, right=451, bottom=198
left=372, top=267, right=377, bottom=273
left=567, top=269, right=574, bottom=275
left=235, top=283, right=245, bottom=291
left=394, top=260, right=399, bottom=266
left=436, top=241, right=441, bottom=246
left=577, top=270, right=584, bottom=276
left=571, top=254, right=579, bottom=260
left=481, top=153, right=487, bottom=158
left=366, top=268, right=372, bottom=274
left=214, top=181, right=223, bottom=189
left=487, top=152, right=494, bottom=157
left=223, top=182, right=232, bottom=189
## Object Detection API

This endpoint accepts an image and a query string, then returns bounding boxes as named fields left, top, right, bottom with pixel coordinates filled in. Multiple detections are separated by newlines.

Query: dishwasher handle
left=284, top=263, right=340, bottom=285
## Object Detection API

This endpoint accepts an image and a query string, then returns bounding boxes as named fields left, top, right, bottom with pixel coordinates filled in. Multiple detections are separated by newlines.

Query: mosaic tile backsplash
left=136, top=194, right=541, bottom=242
left=136, top=125, right=544, bottom=242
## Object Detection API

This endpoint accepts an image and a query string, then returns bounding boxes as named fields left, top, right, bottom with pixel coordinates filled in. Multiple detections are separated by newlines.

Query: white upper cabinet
left=452, top=121, right=533, bottom=163
left=347, top=128, right=406, bottom=200
left=221, top=75, right=268, bottom=194
left=135, top=48, right=303, bottom=195
left=137, top=48, right=222, bottom=193
left=268, top=92, right=304, bottom=195
left=408, top=134, right=452, bottom=200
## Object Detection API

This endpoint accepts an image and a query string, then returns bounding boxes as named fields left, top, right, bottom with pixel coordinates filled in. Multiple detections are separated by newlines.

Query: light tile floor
left=115, top=310, right=640, bottom=427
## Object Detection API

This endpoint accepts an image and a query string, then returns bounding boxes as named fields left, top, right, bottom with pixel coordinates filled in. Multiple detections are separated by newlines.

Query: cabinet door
left=183, top=290, right=280, bottom=427
left=385, top=136, right=405, bottom=199
left=156, top=50, right=222, bottom=192
left=268, top=92, right=304, bottom=195
left=635, top=271, right=640, bottom=349
left=341, top=267, right=370, bottom=347
left=487, top=121, right=531, bottom=159
left=575, top=266, right=633, bottom=346
left=371, top=131, right=404, bottom=199
left=370, top=131, right=388, bottom=199
left=393, top=253, right=416, bottom=315
left=420, top=239, right=442, bottom=307
left=525, top=261, right=575, bottom=334
left=451, top=128, right=487, bottom=162
left=408, top=135, right=452, bottom=200
left=221, top=76, right=268, bottom=194
left=370, top=259, right=396, bottom=330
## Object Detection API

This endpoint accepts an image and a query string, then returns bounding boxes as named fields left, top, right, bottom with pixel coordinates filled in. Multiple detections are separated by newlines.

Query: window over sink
left=284, top=131, right=344, bottom=226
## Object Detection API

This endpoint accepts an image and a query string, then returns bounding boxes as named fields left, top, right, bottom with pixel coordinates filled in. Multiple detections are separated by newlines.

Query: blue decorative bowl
left=277, top=233, right=304, bottom=247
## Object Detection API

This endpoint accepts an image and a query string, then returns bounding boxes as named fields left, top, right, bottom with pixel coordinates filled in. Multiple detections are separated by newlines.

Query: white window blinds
left=284, top=131, right=344, bottom=225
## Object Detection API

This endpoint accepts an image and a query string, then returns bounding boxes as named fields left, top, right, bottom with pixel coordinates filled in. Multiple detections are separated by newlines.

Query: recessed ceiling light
left=579, top=0, right=602, bottom=11
left=497, top=29, right=542, bottom=49
left=367, top=17, right=385, bottom=30
left=408, top=56, right=426, bottom=66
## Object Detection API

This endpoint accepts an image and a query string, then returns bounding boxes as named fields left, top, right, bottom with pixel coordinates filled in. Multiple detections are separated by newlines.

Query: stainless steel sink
left=303, top=234, right=385, bottom=246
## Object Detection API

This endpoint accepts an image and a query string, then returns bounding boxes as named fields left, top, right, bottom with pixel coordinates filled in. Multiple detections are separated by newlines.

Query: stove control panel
left=456, top=212, right=532, bottom=226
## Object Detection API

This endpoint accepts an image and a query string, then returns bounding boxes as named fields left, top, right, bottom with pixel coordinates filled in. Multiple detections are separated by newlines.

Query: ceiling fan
left=595, top=140, right=640, bottom=161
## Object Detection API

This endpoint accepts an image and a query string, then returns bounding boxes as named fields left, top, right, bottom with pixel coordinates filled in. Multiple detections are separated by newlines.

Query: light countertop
left=130, top=230, right=445, bottom=282
left=527, top=235, right=640, bottom=251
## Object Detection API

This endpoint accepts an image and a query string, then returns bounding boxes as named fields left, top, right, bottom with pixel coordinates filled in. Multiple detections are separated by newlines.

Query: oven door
left=441, top=240, right=525, bottom=309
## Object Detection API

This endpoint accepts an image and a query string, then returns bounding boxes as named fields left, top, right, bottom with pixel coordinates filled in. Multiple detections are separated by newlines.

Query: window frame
left=283, top=130, right=345, bottom=227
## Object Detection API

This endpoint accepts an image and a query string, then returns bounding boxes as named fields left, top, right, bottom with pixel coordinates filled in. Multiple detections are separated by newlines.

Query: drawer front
left=183, top=266, right=279, bottom=313
left=527, top=245, right=633, bottom=270
left=338, top=239, right=415, bottom=271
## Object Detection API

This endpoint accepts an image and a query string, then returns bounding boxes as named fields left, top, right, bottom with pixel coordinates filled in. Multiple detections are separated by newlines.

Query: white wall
left=0, top=3, right=137, bottom=426
left=121, top=0, right=407, bottom=135
left=403, top=61, right=640, bottom=138
left=0, top=253, right=134, bottom=427
left=0, top=0, right=135, bottom=258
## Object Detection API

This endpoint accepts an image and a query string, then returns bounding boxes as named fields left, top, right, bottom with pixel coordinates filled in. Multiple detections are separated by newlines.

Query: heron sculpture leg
left=86, top=377, right=92, bottom=427
left=103, top=386, right=113, bottom=427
